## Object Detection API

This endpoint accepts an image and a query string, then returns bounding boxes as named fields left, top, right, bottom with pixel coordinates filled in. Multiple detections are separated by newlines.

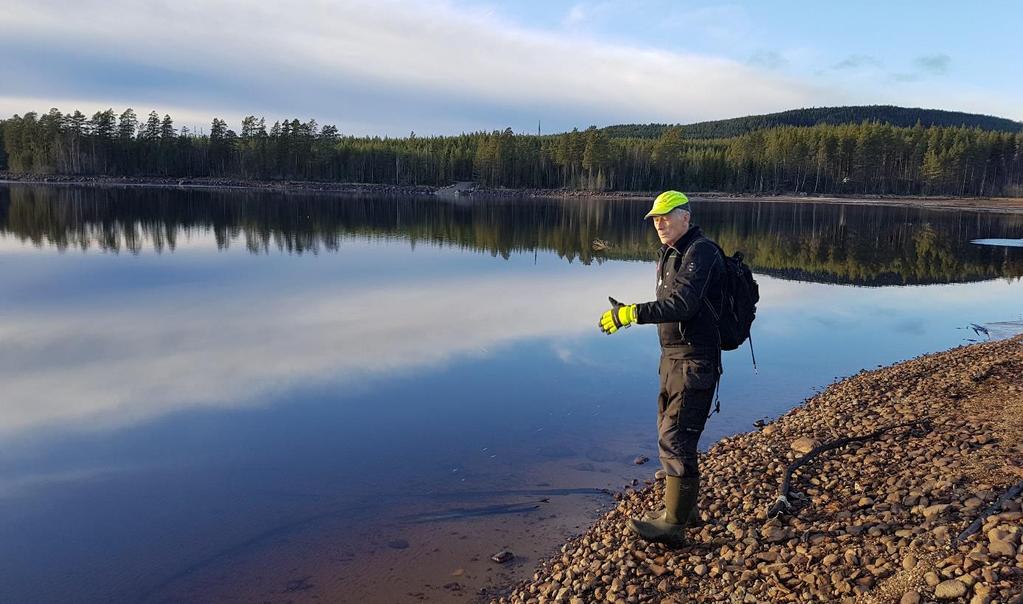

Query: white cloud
left=0, top=0, right=836, bottom=134
left=563, top=3, right=587, bottom=27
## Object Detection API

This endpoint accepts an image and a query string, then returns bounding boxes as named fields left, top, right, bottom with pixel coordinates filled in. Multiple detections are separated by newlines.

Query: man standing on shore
left=598, top=190, right=725, bottom=546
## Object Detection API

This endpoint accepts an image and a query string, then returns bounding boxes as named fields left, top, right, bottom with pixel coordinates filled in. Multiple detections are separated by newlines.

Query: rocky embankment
left=0, top=173, right=437, bottom=195
left=496, top=336, right=1023, bottom=604
left=4, top=174, right=1022, bottom=214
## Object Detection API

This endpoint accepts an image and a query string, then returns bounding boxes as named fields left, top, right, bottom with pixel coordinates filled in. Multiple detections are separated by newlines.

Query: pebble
left=923, top=503, right=950, bottom=520
left=988, top=540, right=1016, bottom=557
left=491, top=550, right=514, bottom=563
left=902, top=554, right=918, bottom=571
left=790, top=437, right=821, bottom=454
left=934, top=579, right=967, bottom=599
left=900, top=591, right=921, bottom=604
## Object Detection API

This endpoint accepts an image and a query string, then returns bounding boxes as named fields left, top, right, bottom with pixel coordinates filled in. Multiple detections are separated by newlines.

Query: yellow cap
left=645, top=191, right=689, bottom=219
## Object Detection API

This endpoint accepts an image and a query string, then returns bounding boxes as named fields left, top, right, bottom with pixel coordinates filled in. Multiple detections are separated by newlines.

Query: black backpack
left=707, top=241, right=759, bottom=352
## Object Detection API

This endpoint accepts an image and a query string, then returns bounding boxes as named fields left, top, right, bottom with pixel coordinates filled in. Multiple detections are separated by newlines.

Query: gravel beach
left=496, top=335, right=1023, bottom=604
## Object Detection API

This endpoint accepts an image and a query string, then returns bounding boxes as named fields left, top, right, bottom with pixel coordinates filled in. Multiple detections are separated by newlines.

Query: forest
left=600, top=105, right=1023, bottom=139
left=1, top=106, right=1021, bottom=197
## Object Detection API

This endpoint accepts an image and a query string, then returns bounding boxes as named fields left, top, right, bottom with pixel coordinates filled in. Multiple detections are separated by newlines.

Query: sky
left=1, top=0, right=1020, bottom=136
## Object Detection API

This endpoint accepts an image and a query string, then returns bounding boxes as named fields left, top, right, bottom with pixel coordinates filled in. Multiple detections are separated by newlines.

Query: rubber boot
left=641, top=503, right=704, bottom=527
left=628, top=476, right=699, bottom=546
left=642, top=474, right=703, bottom=525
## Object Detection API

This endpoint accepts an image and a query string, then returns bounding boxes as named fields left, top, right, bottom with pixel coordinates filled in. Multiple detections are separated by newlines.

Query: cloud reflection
left=2, top=228, right=1021, bottom=441
left=0, top=258, right=652, bottom=438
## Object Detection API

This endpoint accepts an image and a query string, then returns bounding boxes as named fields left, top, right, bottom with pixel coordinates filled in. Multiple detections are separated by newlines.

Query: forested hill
left=601, top=105, right=1023, bottom=139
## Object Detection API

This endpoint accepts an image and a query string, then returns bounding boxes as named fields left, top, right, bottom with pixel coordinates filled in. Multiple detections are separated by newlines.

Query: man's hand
left=599, top=297, right=638, bottom=334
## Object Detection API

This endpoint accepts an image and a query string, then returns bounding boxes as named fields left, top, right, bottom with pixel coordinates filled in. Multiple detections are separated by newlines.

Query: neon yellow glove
left=599, top=297, right=638, bottom=334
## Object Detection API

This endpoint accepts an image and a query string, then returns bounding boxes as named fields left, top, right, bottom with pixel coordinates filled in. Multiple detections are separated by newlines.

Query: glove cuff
left=617, top=304, right=637, bottom=327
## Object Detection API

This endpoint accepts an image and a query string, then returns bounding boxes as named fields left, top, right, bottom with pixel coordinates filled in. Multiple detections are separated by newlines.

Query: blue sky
left=1, top=0, right=1020, bottom=136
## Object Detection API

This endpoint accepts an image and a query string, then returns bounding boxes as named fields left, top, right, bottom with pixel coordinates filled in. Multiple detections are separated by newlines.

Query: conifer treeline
left=2, top=107, right=1022, bottom=196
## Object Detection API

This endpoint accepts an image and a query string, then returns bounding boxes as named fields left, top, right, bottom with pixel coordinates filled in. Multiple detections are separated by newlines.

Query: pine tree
left=160, top=115, right=176, bottom=139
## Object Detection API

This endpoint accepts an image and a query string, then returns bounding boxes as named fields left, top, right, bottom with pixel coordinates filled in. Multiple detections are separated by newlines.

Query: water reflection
left=1, top=184, right=1022, bottom=603
left=2, top=184, right=1022, bottom=284
left=0, top=250, right=650, bottom=437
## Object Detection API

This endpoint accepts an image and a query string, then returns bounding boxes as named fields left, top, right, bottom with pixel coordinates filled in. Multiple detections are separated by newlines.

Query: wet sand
left=136, top=434, right=654, bottom=603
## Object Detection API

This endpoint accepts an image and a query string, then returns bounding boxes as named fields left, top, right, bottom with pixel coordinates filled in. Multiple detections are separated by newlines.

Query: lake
left=1, top=184, right=1021, bottom=603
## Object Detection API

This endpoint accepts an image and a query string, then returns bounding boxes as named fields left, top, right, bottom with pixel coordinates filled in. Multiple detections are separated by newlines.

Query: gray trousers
left=657, top=355, right=719, bottom=478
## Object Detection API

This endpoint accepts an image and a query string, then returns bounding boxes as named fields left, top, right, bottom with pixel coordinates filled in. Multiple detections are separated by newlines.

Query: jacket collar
left=661, top=225, right=703, bottom=256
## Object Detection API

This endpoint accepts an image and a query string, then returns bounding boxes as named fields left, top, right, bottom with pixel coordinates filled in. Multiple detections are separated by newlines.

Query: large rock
left=922, top=503, right=950, bottom=520
left=790, top=437, right=821, bottom=454
left=988, top=539, right=1017, bottom=557
left=934, top=579, right=967, bottom=600
left=760, top=524, right=791, bottom=543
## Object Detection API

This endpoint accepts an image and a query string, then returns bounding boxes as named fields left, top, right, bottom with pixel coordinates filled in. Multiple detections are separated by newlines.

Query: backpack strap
left=675, top=237, right=726, bottom=419
left=678, top=237, right=724, bottom=321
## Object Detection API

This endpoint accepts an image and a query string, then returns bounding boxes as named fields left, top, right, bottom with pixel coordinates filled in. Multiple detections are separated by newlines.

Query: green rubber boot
left=628, top=475, right=699, bottom=546
left=642, top=474, right=703, bottom=525
left=641, top=503, right=704, bottom=527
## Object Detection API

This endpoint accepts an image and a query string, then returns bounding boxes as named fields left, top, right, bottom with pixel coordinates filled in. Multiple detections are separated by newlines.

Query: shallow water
left=0, top=184, right=1022, bottom=603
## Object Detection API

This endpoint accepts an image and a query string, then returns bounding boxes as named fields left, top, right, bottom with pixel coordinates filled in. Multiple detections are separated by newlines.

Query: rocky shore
left=2, top=173, right=1022, bottom=213
left=0, top=173, right=437, bottom=196
left=495, top=335, right=1023, bottom=604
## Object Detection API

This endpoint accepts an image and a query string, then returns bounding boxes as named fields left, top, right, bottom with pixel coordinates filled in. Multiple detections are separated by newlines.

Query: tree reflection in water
left=1, top=184, right=1021, bottom=285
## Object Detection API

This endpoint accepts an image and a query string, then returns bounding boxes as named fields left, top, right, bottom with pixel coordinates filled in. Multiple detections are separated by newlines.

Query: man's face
left=652, top=209, right=690, bottom=244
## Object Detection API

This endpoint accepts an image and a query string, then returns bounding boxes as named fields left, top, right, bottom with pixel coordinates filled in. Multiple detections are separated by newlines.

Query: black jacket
left=635, top=226, right=725, bottom=358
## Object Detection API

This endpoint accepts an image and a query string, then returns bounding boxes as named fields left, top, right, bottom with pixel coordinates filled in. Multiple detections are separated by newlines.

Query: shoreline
left=494, top=335, right=1023, bottom=603
left=2, top=173, right=1023, bottom=214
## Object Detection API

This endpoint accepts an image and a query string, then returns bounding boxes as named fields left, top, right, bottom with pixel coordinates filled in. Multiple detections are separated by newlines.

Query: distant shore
left=2, top=173, right=1023, bottom=214
left=493, top=335, right=1023, bottom=603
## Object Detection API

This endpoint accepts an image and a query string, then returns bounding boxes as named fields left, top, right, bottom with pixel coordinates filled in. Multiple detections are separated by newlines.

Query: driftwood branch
left=767, top=419, right=929, bottom=518
left=953, top=479, right=1023, bottom=547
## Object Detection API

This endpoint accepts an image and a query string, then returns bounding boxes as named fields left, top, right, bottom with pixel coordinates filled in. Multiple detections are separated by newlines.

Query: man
left=598, top=190, right=724, bottom=546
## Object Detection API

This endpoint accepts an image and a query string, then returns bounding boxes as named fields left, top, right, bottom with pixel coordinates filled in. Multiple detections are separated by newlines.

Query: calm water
left=1, top=184, right=1022, bottom=603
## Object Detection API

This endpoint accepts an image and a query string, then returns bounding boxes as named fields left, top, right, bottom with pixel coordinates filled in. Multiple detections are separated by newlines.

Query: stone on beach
left=934, top=579, right=967, bottom=599
left=789, top=436, right=820, bottom=454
